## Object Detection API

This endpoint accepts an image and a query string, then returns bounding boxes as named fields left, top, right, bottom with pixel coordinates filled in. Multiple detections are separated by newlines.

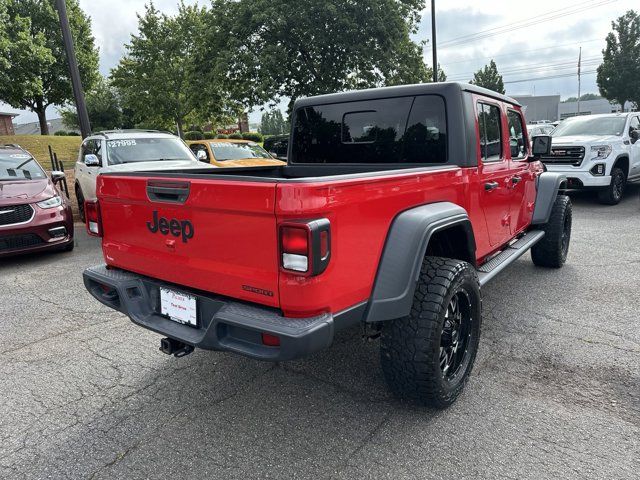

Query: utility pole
left=55, top=0, right=91, bottom=138
left=577, top=47, right=582, bottom=116
left=431, top=0, right=438, bottom=83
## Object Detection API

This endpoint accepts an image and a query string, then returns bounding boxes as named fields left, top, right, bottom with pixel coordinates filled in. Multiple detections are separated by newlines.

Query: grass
left=0, top=134, right=82, bottom=170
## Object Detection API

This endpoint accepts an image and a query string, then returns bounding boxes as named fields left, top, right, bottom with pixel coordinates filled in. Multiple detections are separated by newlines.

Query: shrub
left=184, top=130, right=204, bottom=140
left=228, top=133, right=242, bottom=139
left=67, top=131, right=81, bottom=136
left=53, top=130, right=68, bottom=136
left=203, top=132, right=216, bottom=139
left=215, top=134, right=229, bottom=139
left=242, top=132, right=263, bottom=142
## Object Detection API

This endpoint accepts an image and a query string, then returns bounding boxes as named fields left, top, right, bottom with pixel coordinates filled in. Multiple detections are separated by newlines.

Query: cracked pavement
left=1, top=187, right=638, bottom=479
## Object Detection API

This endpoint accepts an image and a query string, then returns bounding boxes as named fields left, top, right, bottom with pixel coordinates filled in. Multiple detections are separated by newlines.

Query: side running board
left=477, top=230, right=545, bottom=286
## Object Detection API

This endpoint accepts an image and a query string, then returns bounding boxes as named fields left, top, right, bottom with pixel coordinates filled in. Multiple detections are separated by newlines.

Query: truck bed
left=96, top=163, right=474, bottom=319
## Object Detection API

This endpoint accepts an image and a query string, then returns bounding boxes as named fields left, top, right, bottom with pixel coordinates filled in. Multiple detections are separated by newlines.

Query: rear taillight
left=85, top=200, right=102, bottom=237
left=279, top=219, right=330, bottom=276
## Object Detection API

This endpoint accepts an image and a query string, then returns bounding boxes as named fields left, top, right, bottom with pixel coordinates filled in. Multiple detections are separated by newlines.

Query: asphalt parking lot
left=1, top=187, right=639, bottom=480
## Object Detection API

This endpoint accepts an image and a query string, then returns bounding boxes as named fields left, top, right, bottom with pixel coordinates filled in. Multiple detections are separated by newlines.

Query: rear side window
left=507, top=110, right=527, bottom=160
left=478, top=103, right=502, bottom=162
left=291, top=95, right=447, bottom=164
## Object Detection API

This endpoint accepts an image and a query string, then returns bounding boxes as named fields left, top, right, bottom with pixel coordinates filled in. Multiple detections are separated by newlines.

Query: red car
left=83, top=83, right=570, bottom=408
left=0, top=144, right=74, bottom=256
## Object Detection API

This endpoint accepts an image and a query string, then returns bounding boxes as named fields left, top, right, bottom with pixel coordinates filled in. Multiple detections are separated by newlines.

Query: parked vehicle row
left=82, top=82, right=571, bottom=409
left=73, top=130, right=286, bottom=221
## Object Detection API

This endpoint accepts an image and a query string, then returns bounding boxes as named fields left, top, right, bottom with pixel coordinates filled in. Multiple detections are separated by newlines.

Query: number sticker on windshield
left=9, top=154, right=31, bottom=159
left=108, top=139, right=137, bottom=147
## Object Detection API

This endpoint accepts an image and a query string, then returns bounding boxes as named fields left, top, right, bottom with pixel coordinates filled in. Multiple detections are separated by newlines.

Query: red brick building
left=0, top=112, right=17, bottom=136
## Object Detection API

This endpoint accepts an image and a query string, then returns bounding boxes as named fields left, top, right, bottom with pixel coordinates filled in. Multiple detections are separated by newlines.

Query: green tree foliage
left=204, top=0, right=430, bottom=111
left=259, top=109, right=288, bottom=135
left=60, top=76, right=123, bottom=132
left=426, top=64, right=447, bottom=83
left=0, top=5, right=9, bottom=76
left=0, top=0, right=99, bottom=134
left=111, top=2, right=226, bottom=138
left=470, top=60, right=505, bottom=94
left=597, top=10, right=640, bottom=110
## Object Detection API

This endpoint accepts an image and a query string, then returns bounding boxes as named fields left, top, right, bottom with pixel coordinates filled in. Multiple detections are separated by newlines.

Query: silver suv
left=74, top=130, right=212, bottom=220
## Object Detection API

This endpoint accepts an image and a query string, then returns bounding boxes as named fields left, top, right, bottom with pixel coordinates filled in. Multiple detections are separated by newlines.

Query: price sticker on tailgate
left=160, top=288, right=197, bottom=326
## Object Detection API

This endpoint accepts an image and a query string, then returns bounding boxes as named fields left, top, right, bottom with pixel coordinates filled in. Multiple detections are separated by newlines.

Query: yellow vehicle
left=187, top=139, right=286, bottom=167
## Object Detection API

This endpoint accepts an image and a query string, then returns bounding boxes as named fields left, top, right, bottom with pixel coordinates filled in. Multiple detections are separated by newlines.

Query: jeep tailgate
left=97, top=174, right=280, bottom=308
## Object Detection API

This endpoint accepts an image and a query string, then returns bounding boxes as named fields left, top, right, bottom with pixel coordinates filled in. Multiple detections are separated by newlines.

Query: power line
left=442, top=38, right=602, bottom=66
left=503, top=70, right=598, bottom=85
left=440, top=0, right=600, bottom=45
left=439, top=0, right=617, bottom=48
left=447, top=56, right=602, bottom=79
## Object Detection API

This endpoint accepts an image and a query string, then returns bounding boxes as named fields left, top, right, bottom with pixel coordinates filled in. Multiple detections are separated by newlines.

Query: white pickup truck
left=74, top=130, right=215, bottom=221
left=543, top=113, right=640, bottom=204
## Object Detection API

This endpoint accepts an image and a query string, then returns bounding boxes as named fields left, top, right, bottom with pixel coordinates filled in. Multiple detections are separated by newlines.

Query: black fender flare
left=611, top=154, right=629, bottom=176
left=532, top=172, right=566, bottom=225
left=365, top=202, right=475, bottom=323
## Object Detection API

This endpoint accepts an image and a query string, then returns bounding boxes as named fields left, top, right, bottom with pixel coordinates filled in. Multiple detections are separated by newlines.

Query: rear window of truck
left=291, top=95, right=447, bottom=164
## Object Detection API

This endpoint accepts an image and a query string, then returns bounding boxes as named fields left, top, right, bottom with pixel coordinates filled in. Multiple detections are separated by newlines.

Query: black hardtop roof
left=293, top=82, right=520, bottom=109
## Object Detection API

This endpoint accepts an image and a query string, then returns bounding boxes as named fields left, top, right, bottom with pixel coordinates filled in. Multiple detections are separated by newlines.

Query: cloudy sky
left=4, top=0, right=637, bottom=125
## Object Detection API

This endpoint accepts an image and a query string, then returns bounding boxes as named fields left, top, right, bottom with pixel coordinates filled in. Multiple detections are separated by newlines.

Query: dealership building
left=512, top=95, right=636, bottom=123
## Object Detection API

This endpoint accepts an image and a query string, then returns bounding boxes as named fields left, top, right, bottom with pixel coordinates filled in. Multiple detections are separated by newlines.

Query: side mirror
left=196, top=150, right=208, bottom=162
left=630, top=130, right=640, bottom=143
left=51, top=170, right=65, bottom=183
left=531, top=135, right=552, bottom=160
left=84, top=154, right=100, bottom=167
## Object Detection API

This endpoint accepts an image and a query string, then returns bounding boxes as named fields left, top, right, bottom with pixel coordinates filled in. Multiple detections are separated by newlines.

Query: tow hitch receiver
left=160, top=337, right=194, bottom=358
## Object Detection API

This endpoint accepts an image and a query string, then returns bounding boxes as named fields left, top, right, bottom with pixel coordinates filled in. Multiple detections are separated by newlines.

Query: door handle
left=484, top=182, right=499, bottom=191
left=511, top=176, right=522, bottom=184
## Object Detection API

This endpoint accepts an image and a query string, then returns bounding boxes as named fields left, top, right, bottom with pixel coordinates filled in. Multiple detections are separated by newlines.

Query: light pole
left=431, top=0, right=438, bottom=83
left=54, top=0, right=91, bottom=138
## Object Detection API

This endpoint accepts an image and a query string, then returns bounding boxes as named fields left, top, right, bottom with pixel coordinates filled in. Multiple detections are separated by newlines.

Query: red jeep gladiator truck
left=83, top=82, right=571, bottom=408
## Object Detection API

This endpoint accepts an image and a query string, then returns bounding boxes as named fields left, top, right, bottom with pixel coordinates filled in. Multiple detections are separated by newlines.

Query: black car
left=263, top=134, right=288, bottom=160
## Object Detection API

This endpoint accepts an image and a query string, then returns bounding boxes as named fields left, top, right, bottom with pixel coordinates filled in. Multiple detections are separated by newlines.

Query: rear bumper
left=83, top=264, right=335, bottom=361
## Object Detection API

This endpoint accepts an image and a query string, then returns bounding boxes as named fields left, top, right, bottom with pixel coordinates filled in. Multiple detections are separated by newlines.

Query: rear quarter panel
left=276, top=168, right=472, bottom=317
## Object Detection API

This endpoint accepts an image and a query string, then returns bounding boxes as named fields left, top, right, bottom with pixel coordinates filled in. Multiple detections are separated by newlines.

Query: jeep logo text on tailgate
left=147, top=211, right=194, bottom=243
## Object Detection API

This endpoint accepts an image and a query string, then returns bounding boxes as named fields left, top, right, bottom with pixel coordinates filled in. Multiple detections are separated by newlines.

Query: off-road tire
left=76, top=185, right=85, bottom=223
left=531, top=194, right=572, bottom=268
left=598, top=167, right=626, bottom=205
left=380, top=257, right=482, bottom=409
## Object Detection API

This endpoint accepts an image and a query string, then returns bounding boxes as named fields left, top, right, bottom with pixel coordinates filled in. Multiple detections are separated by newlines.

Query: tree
left=597, top=10, right=640, bottom=110
left=0, top=0, right=99, bottom=135
left=111, top=2, right=227, bottom=138
left=60, top=76, right=123, bottom=132
left=203, top=0, right=430, bottom=112
left=470, top=60, right=505, bottom=94
left=259, top=109, right=288, bottom=135
left=426, top=64, right=447, bottom=83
